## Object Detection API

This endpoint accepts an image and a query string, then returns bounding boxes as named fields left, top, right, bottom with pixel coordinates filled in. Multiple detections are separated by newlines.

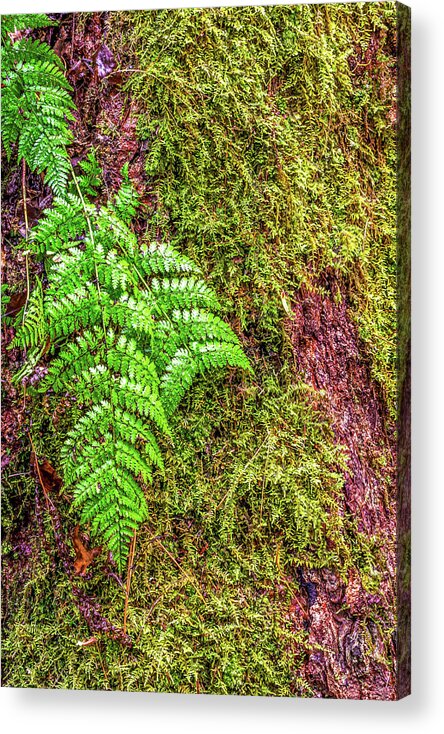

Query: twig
left=21, top=159, right=31, bottom=328
left=28, top=432, right=56, bottom=512
left=123, top=530, right=137, bottom=634
left=153, top=537, right=205, bottom=602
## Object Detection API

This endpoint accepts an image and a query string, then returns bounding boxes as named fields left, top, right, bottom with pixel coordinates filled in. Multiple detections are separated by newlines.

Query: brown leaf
left=5, top=291, right=27, bottom=318
left=107, top=72, right=124, bottom=87
left=30, top=452, right=62, bottom=493
left=72, top=524, right=102, bottom=576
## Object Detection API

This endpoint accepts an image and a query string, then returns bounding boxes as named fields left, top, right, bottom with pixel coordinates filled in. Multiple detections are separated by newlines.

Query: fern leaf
left=17, top=170, right=251, bottom=571
left=1, top=21, right=74, bottom=194
left=1, top=15, right=55, bottom=41
left=12, top=277, right=46, bottom=349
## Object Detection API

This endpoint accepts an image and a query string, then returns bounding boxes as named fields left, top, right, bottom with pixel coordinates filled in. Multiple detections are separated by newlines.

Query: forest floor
left=2, top=5, right=401, bottom=698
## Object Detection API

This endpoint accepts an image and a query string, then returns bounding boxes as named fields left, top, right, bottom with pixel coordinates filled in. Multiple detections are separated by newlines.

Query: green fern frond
left=1, top=16, right=74, bottom=195
left=138, top=241, right=202, bottom=277
left=74, top=463, right=148, bottom=566
left=74, top=151, right=103, bottom=198
left=5, top=37, right=63, bottom=67
left=1, top=14, right=55, bottom=42
left=151, top=276, right=221, bottom=313
left=17, top=169, right=251, bottom=571
left=29, top=193, right=87, bottom=256
left=11, top=276, right=46, bottom=350
left=109, top=164, right=140, bottom=224
left=45, top=284, right=108, bottom=339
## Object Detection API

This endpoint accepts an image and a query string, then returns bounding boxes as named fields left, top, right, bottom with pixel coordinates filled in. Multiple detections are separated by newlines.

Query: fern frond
left=40, top=331, right=104, bottom=391
left=74, top=462, right=148, bottom=566
left=16, top=121, right=73, bottom=194
left=1, top=19, right=74, bottom=195
left=151, top=276, right=221, bottom=313
left=159, top=341, right=251, bottom=416
left=109, top=164, right=140, bottom=224
left=4, top=37, right=63, bottom=68
left=138, top=241, right=202, bottom=277
left=74, top=151, right=103, bottom=198
left=17, top=170, right=251, bottom=571
left=29, top=193, right=87, bottom=256
left=45, top=284, right=108, bottom=339
left=1, top=14, right=55, bottom=42
left=12, top=277, right=46, bottom=349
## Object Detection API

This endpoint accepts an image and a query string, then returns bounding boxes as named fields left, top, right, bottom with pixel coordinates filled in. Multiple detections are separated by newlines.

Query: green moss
left=2, top=363, right=391, bottom=693
left=111, top=1, right=397, bottom=413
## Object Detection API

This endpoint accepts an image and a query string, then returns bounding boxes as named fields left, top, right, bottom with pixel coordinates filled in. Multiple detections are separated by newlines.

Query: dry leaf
left=30, top=452, right=62, bottom=493
left=5, top=291, right=27, bottom=318
left=72, top=524, right=102, bottom=576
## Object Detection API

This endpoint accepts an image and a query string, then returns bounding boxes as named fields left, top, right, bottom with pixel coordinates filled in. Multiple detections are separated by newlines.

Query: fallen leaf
left=107, top=71, right=124, bottom=87
left=72, top=524, right=102, bottom=576
left=30, top=452, right=62, bottom=493
left=5, top=291, right=27, bottom=318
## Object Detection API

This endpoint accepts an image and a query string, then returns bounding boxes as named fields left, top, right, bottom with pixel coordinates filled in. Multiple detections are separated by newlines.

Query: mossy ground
left=2, top=2, right=398, bottom=694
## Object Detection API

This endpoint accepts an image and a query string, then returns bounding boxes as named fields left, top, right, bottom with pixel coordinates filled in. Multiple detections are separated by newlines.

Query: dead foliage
left=71, top=524, right=102, bottom=576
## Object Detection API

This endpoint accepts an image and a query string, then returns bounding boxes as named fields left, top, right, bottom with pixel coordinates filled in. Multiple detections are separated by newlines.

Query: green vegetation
left=1, top=14, right=75, bottom=194
left=2, top=3, right=398, bottom=695
left=113, top=1, right=397, bottom=410
left=13, top=158, right=250, bottom=571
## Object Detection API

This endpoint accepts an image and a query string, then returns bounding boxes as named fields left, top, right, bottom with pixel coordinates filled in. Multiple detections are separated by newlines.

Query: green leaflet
left=1, top=15, right=75, bottom=195
left=15, top=166, right=252, bottom=571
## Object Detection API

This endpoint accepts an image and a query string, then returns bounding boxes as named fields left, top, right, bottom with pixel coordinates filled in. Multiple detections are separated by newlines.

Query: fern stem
left=123, top=530, right=137, bottom=635
left=21, top=158, right=29, bottom=237
left=21, top=159, right=31, bottom=329
left=28, top=431, right=57, bottom=517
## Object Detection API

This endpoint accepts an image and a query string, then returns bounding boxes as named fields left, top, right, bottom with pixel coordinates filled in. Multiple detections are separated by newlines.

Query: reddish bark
left=285, top=273, right=397, bottom=699
left=59, top=12, right=148, bottom=200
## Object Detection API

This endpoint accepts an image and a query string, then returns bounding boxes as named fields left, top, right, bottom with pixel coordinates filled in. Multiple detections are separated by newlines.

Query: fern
left=1, top=15, right=56, bottom=41
left=1, top=14, right=75, bottom=194
left=15, top=164, right=251, bottom=571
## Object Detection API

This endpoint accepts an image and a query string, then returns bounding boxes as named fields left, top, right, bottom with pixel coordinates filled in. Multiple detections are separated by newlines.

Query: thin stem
left=153, top=537, right=205, bottom=602
left=28, top=431, right=57, bottom=518
left=21, top=159, right=30, bottom=329
left=21, top=158, right=29, bottom=237
left=123, top=530, right=137, bottom=635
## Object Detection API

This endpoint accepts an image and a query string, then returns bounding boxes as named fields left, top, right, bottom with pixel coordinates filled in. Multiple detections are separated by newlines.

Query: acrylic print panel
left=1, top=2, right=410, bottom=699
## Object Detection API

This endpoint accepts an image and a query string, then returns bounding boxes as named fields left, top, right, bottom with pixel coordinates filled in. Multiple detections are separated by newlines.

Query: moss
left=111, top=1, right=397, bottom=413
